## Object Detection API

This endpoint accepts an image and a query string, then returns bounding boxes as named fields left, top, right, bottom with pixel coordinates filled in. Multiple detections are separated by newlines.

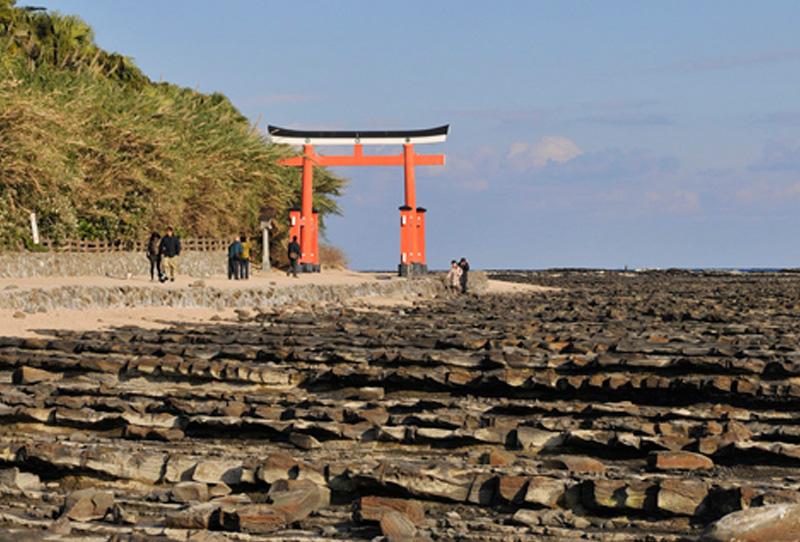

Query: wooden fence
left=39, top=238, right=229, bottom=253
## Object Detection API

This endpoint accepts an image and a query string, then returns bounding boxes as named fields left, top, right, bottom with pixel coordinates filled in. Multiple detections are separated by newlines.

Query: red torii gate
left=269, top=125, right=449, bottom=275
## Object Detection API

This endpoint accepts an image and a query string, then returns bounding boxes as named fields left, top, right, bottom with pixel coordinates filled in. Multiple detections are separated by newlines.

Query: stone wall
left=0, top=252, right=227, bottom=279
left=0, top=273, right=488, bottom=313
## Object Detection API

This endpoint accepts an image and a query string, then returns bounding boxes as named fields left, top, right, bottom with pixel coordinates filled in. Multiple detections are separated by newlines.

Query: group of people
left=227, top=235, right=253, bottom=280
left=146, top=227, right=181, bottom=282
left=447, top=257, right=470, bottom=294
left=148, top=230, right=465, bottom=287
left=145, top=230, right=279, bottom=282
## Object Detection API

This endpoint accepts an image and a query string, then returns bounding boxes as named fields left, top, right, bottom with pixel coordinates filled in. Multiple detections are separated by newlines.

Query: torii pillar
left=399, top=143, right=427, bottom=275
left=270, top=125, right=448, bottom=276
left=286, top=144, right=320, bottom=272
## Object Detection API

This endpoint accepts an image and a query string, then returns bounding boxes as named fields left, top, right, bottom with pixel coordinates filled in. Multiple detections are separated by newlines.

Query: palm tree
left=48, top=14, right=95, bottom=67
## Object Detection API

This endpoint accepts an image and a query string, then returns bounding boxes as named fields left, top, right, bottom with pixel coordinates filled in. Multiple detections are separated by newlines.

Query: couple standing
left=447, top=257, right=470, bottom=294
left=146, top=227, right=181, bottom=282
left=227, top=235, right=252, bottom=280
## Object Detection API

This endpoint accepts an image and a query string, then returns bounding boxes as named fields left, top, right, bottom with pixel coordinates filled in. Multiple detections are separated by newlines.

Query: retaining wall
left=0, top=273, right=488, bottom=313
left=0, top=252, right=227, bottom=279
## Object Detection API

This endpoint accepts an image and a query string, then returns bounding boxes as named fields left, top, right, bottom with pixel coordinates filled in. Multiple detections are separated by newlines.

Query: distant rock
left=13, top=366, right=61, bottom=385
left=63, top=488, right=114, bottom=521
left=289, top=432, right=321, bottom=450
left=542, top=455, right=606, bottom=474
left=657, top=479, right=708, bottom=516
left=0, top=468, right=41, bottom=491
left=171, top=481, right=209, bottom=503
left=380, top=510, right=418, bottom=541
left=268, top=478, right=330, bottom=523
left=357, top=496, right=425, bottom=524
left=650, top=451, right=714, bottom=471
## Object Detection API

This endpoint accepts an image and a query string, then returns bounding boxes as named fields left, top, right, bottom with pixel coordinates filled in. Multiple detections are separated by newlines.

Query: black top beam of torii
left=267, top=125, right=449, bottom=146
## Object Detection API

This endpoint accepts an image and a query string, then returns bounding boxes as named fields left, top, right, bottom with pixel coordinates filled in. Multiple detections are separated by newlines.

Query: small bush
left=320, top=244, right=348, bottom=269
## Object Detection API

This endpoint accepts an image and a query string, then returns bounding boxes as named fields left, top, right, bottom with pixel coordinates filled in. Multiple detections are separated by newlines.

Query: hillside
left=0, top=0, right=344, bottom=255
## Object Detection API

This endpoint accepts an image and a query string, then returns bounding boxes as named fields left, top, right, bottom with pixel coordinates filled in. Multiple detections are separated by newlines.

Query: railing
left=38, top=238, right=229, bottom=253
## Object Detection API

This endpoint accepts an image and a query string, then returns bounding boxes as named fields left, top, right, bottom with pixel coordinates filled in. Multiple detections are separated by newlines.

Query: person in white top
left=446, top=260, right=463, bottom=293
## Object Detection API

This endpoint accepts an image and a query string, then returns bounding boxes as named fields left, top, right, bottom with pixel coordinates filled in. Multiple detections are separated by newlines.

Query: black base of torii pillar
left=398, top=263, right=428, bottom=277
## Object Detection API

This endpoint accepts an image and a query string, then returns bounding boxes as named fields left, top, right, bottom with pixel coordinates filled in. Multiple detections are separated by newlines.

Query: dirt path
left=0, top=268, right=395, bottom=292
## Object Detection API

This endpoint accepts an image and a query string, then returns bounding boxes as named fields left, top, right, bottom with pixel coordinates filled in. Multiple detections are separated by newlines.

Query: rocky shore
left=0, top=270, right=798, bottom=540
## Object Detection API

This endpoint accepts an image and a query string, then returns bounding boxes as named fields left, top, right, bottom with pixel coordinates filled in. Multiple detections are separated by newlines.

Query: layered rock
left=0, top=270, right=798, bottom=540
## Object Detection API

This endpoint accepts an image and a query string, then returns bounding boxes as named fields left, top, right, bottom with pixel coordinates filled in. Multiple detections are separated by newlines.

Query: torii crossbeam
left=269, top=125, right=448, bottom=275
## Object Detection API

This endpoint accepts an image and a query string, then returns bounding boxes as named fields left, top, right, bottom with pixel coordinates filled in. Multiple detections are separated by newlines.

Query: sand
left=485, top=279, right=555, bottom=295
left=0, top=270, right=555, bottom=338
left=0, top=306, right=241, bottom=338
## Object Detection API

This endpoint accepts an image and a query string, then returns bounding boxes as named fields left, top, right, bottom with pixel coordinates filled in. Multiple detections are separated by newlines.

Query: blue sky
left=37, top=0, right=800, bottom=269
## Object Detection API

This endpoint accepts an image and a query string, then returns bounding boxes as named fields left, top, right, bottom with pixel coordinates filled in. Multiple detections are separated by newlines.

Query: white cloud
left=508, top=136, right=583, bottom=169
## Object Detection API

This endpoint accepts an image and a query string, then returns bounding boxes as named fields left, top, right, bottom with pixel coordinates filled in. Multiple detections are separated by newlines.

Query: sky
left=35, top=0, right=800, bottom=270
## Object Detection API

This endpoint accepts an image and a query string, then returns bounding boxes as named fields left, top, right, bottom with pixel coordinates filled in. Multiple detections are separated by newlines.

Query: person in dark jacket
left=158, top=226, right=181, bottom=282
left=458, top=257, right=470, bottom=294
left=287, top=236, right=301, bottom=278
left=228, top=235, right=243, bottom=280
left=146, top=232, right=163, bottom=281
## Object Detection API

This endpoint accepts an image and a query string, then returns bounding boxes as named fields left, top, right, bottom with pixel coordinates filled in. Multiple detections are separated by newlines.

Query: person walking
left=240, top=234, right=251, bottom=280
left=159, top=226, right=181, bottom=282
left=458, top=257, right=470, bottom=294
left=446, top=260, right=462, bottom=293
left=227, top=235, right=243, bottom=280
left=287, top=236, right=301, bottom=278
left=146, top=232, right=163, bottom=281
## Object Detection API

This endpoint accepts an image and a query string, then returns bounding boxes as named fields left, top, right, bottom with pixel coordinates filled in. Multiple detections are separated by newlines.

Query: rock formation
left=1, top=270, right=799, bottom=540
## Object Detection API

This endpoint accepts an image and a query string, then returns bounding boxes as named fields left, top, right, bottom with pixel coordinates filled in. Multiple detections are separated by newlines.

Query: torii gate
left=268, top=125, right=448, bottom=276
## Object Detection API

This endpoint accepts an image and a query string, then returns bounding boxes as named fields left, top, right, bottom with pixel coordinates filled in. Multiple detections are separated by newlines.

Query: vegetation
left=0, top=0, right=345, bottom=256
left=319, top=244, right=349, bottom=270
